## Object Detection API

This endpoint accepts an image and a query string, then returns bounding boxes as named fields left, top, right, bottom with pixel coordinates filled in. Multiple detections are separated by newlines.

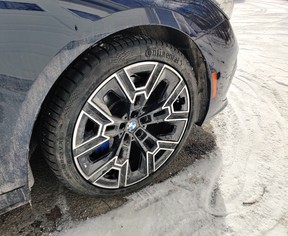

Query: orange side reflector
left=212, top=72, right=218, bottom=99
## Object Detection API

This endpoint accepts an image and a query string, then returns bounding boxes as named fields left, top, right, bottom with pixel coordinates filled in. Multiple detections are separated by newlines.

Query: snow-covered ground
left=59, top=0, right=288, bottom=235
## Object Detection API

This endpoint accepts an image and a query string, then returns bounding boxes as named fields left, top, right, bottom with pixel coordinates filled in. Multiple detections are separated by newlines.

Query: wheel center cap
left=127, top=120, right=138, bottom=132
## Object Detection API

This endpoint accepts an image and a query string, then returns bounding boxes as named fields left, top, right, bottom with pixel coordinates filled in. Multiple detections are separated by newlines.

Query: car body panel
left=196, top=20, right=238, bottom=121
left=0, top=0, right=237, bottom=214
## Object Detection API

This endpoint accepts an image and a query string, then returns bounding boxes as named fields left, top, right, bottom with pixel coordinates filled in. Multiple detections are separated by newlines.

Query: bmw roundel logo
left=127, top=120, right=137, bottom=132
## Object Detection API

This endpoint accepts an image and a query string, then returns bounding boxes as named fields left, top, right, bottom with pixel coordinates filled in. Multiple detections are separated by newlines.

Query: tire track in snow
left=206, top=1, right=288, bottom=234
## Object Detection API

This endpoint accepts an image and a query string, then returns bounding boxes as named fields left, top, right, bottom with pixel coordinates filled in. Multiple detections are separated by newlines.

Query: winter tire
left=41, top=36, right=199, bottom=196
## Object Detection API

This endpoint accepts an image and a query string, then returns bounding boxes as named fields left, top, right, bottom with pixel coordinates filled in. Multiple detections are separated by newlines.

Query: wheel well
left=30, top=25, right=209, bottom=155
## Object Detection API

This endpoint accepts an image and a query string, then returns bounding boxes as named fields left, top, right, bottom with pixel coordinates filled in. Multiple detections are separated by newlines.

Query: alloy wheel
left=72, top=62, right=190, bottom=189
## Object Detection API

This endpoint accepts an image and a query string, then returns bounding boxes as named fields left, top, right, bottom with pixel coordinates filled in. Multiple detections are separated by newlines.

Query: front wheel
left=41, top=35, right=199, bottom=196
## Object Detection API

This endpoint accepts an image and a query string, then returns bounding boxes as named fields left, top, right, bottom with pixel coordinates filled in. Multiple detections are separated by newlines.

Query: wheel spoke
left=129, top=93, right=147, bottom=114
left=115, top=70, right=137, bottom=104
left=124, top=62, right=164, bottom=97
left=143, top=62, right=165, bottom=98
left=74, top=136, right=109, bottom=158
left=134, top=128, right=159, bottom=154
left=115, top=133, right=132, bottom=162
left=83, top=102, right=112, bottom=125
left=163, top=80, right=187, bottom=108
left=89, top=157, right=119, bottom=186
left=75, top=152, right=113, bottom=178
left=139, top=107, right=169, bottom=126
left=166, top=112, right=189, bottom=121
left=148, top=66, right=183, bottom=102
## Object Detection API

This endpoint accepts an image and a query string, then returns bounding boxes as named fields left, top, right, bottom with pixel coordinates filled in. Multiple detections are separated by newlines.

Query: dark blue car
left=0, top=0, right=237, bottom=214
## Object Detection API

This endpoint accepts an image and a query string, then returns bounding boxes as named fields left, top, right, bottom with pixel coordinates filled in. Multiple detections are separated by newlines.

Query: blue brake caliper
left=94, top=140, right=110, bottom=154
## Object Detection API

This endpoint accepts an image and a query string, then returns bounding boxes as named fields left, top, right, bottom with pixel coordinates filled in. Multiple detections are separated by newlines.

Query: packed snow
left=58, top=0, right=288, bottom=235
